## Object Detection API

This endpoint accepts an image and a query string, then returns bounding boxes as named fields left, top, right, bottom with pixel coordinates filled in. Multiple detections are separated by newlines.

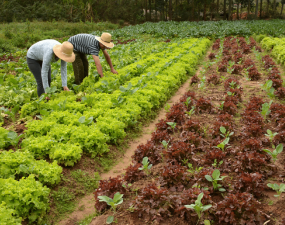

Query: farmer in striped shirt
left=68, top=33, right=118, bottom=84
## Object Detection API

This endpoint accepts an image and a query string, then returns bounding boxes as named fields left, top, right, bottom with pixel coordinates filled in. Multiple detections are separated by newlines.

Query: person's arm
left=92, top=55, right=104, bottom=78
left=60, top=60, right=69, bottom=91
left=41, top=51, right=53, bottom=93
left=102, top=50, right=118, bottom=74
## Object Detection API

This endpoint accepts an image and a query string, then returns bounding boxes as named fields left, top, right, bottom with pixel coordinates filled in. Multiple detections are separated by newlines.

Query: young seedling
left=205, top=169, right=227, bottom=192
left=184, top=97, right=192, bottom=108
left=161, top=140, right=169, bottom=150
left=215, top=137, right=230, bottom=152
left=261, top=80, right=275, bottom=98
left=198, top=76, right=206, bottom=89
left=267, top=183, right=285, bottom=199
left=212, top=159, right=223, bottom=168
left=263, top=144, right=283, bottom=162
left=166, top=121, right=177, bottom=133
left=78, top=116, right=94, bottom=126
left=0, top=105, right=20, bottom=122
left=244, top=67, right=252, bottom=81
left=188, top=163, right=203, bottom=174
left=219, top=101, right=225, bottom=111
left=139, top=157, right=152, bottom=175
left=220, top=126, right=234, bottom=139
left=98, top=192, right=124, bottom=224
left=164, top=103, right=171, bottom=112
left=185, top=106, right=195, bottom=118
left=229, top=81, right=236, bottom=89
left=184, top=193, right=212, bottom=224
left=7, top=131, right=23, bottom=147
left=227, top=61, right=235, bottom=74
left=265, top=129, right=278, bottom=148
left=227, top=91, right=235, bottom=97
left=261, top=101, right=273, bottom=120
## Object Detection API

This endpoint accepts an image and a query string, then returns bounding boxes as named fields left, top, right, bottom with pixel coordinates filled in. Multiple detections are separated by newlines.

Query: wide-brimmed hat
left=53, top=41, right=75, bottom=63
left=95, top=33, right=114, bottom=49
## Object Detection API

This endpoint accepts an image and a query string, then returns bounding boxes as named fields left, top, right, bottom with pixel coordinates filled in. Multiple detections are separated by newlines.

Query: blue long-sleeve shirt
left=27, top=39, right=67, bottom=92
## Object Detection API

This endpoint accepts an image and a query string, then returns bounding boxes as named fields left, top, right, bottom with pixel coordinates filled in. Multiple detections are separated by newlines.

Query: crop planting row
left=91, top=36, right=285, bottom=225
left=0, top=38, right=211, bottom=223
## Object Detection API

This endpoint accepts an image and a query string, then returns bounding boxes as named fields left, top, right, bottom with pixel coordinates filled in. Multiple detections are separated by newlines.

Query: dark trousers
left=27, top=57, right=51, bottom=97
left=72, top=52, right=89, bottom=85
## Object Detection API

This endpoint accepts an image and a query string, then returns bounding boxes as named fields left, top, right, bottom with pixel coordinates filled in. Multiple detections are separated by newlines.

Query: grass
left=0, top=21, right=119, bottom=52
left=76, top=213, right=99, bottom=225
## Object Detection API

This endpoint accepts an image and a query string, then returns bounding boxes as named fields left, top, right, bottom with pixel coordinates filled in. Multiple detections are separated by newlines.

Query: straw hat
left=95, top=33, right=114, bottom=49
left=53, top=41, right=75, bottom=63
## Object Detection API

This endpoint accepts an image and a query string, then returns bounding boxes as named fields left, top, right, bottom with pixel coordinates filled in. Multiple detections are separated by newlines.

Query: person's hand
left=63, top=86, right=70, bottom=91
left=45, top=94, right=50, bottom=101
left=111, top=68, right=118, bottom=74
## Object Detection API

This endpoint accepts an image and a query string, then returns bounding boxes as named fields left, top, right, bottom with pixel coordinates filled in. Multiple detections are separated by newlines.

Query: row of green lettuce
left=254, top=35, right=285, bottom=66
left=20, top=38, right=206, bottom=164
left=0, top=38, right=167, bottom=108
left=0, top=37, right=211, bottom=223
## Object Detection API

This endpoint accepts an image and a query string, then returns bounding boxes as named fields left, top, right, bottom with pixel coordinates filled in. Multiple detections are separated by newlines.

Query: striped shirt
left=68, top=34, right=103, bottom=56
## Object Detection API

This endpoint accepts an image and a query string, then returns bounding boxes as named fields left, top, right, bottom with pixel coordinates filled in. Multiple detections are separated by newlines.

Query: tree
left=224, top=0, right=227, bottom=19
left=260, top=0, right=263, bottom=18
left=255, top=0, right=258, bottom=19
left=229, top=0, right=232, bottom=20
left=281, top=0, right=285, bottom=15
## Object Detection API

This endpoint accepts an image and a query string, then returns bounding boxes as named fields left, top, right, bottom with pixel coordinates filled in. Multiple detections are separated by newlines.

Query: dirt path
left=57, top=73, right=197, bottom=225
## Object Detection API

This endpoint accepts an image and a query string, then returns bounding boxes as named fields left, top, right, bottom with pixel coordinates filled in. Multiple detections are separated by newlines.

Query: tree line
left=0, top=0, right=284, bottom=23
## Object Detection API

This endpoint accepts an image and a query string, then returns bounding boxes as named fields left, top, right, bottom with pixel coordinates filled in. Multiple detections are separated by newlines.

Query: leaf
left=220, top=126, right=226, bottom=134
left=7, top=131, right=17, bottom=140
left=219, top=188, right=226, bottom=192
left=202, top=204, right=212, bottom=211
left=204, top=220, right=211, bottom=225
left=263, top=149, right=272, bottom=155
left=205, top=175, right=213, bottom=182
left=78, top=116, right=86, bottom=124
left=106, top=216, right=114, bottom=224
left=197, top=193, right=204, bottom=202
left=212, top=169, right=220, bottom=180
left=113, top=192, right=123, bottom=203
left=98, top=196, right=111, bottom=203
left=276, top=144, right=283, bottom=154
left=280, top=184, right=285, bottom=192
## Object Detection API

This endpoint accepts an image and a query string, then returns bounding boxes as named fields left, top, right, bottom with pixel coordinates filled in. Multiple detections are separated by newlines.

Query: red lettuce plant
left=190, top=74, right=200, bottom=84
left=160, top=163, right=189, bottom=191
left=94, top=176, right=127, bottom=212
left=133, top=183, right=171, bottom=222
left=241, top=138, right=263, bottom=152
left=216, top=192, right=266, bottom=224
left=133, top=140, right=162, bottom=165
left=234, top=172, right=264, bottom=197
left=164, top=140, right=193, bottom=163
left=207, top=74, right=221, bottom=85
left=196, top=97, right=214, bottom=113
left=208, top=53, right=216, bottom=60
left=174, top=188, right=213, bottom=221
left=180, top=131, right=202, bottom=147
left=124, top=163, right=146, bottom=183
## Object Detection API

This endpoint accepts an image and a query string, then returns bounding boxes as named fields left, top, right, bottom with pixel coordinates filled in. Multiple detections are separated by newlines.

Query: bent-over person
left=68, top=32, right=118, bottom=84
